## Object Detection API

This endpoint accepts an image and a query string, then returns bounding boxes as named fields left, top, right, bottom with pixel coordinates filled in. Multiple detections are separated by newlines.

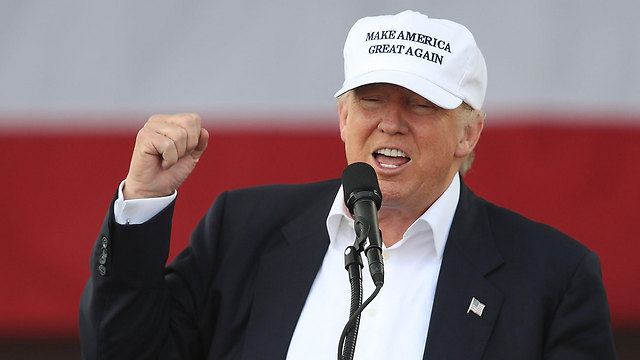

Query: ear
left=454, top=109, right=484, bottom=158
left=337, top=96, right=349, bottom=143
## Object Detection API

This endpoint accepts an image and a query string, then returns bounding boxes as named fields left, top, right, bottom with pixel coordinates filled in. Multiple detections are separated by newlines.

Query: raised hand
left=123, top=113, right=209, bottom=199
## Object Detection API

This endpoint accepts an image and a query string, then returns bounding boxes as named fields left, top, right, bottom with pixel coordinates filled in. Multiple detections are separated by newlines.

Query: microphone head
left=341, top=162, right=382, bottom=213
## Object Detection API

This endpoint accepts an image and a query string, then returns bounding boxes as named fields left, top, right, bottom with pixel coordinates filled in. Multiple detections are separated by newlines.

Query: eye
left=358, top=95, right=384, bottom=109
left=413, top=103, right=436, bottom=112
left=410, top=99, right=438, bottom=114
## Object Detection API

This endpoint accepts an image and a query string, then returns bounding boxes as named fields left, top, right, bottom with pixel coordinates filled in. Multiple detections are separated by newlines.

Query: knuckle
left=189, top=113, right=201, bottom=123
left=160, top=136, right=175, bottom=151
left=180, top=113, right=201, bottom=126
left=135, top=127, right=150, bottom=142
left=147, top=114, right=165, bottom=123
left=178, top=126, right=188, bottom=139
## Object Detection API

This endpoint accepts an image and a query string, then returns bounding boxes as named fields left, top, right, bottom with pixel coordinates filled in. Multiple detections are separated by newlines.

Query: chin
left=378, top=182, right=403, bottom=203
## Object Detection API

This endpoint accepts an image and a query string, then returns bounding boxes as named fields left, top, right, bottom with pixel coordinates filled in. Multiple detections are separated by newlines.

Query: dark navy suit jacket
left=79, top=179, right=616, bottom=359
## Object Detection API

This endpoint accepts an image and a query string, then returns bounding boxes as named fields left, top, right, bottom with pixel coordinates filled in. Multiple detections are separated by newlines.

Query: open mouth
left=373, top=148, right=411, bottom=169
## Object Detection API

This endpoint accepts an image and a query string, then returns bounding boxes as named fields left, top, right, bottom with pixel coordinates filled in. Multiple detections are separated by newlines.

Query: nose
left=377, top=102, right=409, bottom=135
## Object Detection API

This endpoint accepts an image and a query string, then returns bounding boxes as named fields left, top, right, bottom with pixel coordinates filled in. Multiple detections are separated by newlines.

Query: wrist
left=122, top=179, right=172, bottom=200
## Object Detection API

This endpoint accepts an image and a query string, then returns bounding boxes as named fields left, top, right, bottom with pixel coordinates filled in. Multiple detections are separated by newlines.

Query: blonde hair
left=458, top=102, right=484, bottom=175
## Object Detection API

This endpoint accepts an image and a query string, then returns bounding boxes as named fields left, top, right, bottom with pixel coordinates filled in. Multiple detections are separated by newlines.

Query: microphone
left=341, top=162, right=384, bottom=287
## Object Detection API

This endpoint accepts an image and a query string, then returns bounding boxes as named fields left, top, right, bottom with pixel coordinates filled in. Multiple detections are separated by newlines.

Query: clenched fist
left=123, top=113, right=209, bottom=199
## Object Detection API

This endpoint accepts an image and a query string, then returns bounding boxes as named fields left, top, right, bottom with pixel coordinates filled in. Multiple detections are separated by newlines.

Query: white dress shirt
left=286, top=174, right=459, bottom=360
left=113, top=174, right=461, bottom=359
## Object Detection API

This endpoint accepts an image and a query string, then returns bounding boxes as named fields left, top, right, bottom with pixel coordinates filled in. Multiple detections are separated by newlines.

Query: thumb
left=191, top=128, right=209, bottom=161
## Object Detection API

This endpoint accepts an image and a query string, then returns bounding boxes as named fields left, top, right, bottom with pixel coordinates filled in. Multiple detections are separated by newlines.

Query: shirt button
left=382, top=250, right=390, bottom=260
left=367, top=308, right=377, bottom=317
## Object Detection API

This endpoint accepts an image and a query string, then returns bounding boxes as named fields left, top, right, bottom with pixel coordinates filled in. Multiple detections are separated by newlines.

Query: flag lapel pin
left=467, top=297, right=486, bottom=317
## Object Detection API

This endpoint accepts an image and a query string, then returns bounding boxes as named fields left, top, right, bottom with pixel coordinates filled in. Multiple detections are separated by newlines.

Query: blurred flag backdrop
left=1, top=1, right=638, bottom=338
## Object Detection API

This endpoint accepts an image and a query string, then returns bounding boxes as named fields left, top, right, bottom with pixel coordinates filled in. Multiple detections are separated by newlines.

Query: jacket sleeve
left=543, top=250, right=617, bottom=359
left=79, top=191, right=228, bottom=359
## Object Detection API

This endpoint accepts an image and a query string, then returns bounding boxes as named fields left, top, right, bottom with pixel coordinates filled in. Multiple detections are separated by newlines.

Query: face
left=338, top=83, right=481, bottom=216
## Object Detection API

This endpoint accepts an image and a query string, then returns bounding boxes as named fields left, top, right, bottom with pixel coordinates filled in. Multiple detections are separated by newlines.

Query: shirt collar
left=326, top=173, right=461, bottom=259
left=326, top=188, right=350, bottom=246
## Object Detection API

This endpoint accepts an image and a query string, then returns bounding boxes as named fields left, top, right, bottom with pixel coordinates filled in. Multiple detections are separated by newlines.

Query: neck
left=378, top=207, right=421, bottom=247
left=377, top=172, right=459, bottom=247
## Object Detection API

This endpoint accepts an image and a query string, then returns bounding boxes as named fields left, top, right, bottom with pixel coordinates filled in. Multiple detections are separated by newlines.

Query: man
left=79, top=10, right=616, bottom=359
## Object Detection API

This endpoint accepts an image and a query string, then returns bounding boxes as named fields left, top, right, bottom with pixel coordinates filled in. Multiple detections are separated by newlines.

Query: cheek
left=436, top=123, right=463, bottom=153
left=343, top=116, right=371, bottom=143
left=414, top=129, right=459, bottom=166
left=342, top=121, right=374, bottom=163
left=340, top=124, right=357, bottom=159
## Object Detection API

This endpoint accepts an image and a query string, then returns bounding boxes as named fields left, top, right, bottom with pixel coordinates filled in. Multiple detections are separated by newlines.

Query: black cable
left=337, top=284, right=383, bottom=360
left=341, top=273, right=363, bottom=360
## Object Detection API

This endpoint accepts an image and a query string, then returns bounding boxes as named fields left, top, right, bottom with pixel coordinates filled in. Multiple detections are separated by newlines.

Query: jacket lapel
left=424, top=182, right=504, bottom=360
left=240, top=182, right=338, bottom=359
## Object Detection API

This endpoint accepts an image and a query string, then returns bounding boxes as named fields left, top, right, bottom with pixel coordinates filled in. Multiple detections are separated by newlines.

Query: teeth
left=375, top=148, right=407, bottom=158
left=380, top=163, right=399, bottom=169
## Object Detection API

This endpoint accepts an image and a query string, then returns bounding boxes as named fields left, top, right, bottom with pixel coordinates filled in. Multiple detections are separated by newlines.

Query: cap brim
left=334, top=70, right=463, bottom=110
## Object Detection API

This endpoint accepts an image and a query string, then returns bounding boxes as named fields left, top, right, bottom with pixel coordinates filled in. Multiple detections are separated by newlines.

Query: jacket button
left=99, top=249, right=108, bottom=265
left=101, top=236, right=109, bottom=249
left=98, top=264, right=107, bottom=276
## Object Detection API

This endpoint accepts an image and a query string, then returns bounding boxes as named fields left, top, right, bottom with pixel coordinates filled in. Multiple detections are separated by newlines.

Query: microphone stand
left=340, top=244, right=363, bottom=360
left=338, top=217, right=383, bottom=360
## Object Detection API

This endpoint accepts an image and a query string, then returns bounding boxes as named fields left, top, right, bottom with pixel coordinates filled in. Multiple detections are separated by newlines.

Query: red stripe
left=1, top=121, right=638, bottom=336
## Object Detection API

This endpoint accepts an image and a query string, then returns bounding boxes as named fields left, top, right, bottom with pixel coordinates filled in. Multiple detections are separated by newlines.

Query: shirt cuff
left=113, top=180, right=177, bottom=225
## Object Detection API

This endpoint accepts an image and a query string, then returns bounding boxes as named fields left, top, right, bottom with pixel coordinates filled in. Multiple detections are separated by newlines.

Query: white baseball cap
left=335, top=10, right=487, bottom=110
